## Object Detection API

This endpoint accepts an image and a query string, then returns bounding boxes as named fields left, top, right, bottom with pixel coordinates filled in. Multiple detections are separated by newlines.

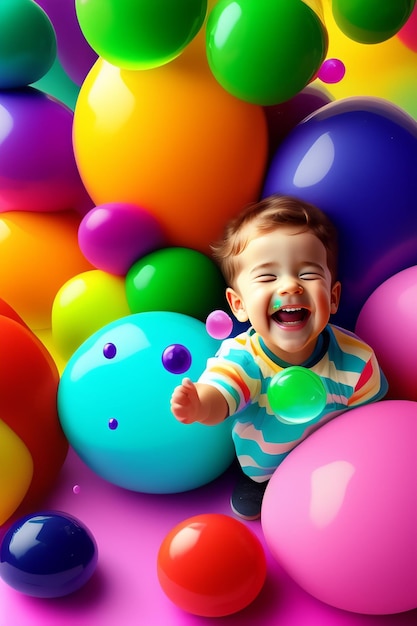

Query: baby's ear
left=226, top=288, right=248, bottom=322
left=331, top=281, right=342, bottom=314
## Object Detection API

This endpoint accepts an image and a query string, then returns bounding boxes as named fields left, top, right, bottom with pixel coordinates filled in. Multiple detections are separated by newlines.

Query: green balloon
left=75, top=0, right=207, bottom=70
left=206, top=0, right=327, bottom=105
left=0, top=0, right=56, bottom=89
left=332, top=0, right=416, bottom=44
left=125, top=247, right=226, bottom=321
left=267, top=366, right=327, bottom=424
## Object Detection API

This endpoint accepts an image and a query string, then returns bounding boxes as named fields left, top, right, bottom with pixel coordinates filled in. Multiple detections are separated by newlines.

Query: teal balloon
left=0, top=0, right=57, bottom=89
left=58, top=312, right=234, bottom=493
left=206, top=0, right=327, bottom=105
left=75, top=0, right=207, bottom=70
left=332, top=0, right=416, bottom=44
left=267, top=366, right=327, bottom=424
left=125, top=247, right=226, bottom=322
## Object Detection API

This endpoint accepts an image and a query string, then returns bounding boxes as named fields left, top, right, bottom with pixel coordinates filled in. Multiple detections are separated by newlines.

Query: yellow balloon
left=51, top=269, right=131, bottom=361
left=73, top=49, right=268, bottom=254
left=317, top=0, right=417, bottom=118
left=0, top=211, right=93, bottom=330
left=0, top=420, right=33, bottom=526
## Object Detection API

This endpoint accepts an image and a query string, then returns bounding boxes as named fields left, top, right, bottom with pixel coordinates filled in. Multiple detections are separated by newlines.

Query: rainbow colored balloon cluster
left=0, top=0, right=416, bottom=615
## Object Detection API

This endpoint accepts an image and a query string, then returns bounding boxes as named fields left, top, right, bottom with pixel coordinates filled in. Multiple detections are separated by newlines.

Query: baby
left=171, top=194, right=387, bottom=520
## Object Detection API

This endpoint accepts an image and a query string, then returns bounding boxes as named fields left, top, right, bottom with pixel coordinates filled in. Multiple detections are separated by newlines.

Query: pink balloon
left=355, top=266, right=417, bottom=402
left=78, top=203, right=166, bottom=275
left=262, top=400, right=417, bottom=615
left=397, top=2, right=417, bottom=52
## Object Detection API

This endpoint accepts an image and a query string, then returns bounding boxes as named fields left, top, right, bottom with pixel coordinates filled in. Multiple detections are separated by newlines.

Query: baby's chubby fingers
left=171, top=378, right=194, bottom=403
left=170, top=378, right=199, bottom=423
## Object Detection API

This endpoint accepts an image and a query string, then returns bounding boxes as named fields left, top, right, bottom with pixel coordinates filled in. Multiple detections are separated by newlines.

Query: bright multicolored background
left=0, top=1, right=416, bottom=625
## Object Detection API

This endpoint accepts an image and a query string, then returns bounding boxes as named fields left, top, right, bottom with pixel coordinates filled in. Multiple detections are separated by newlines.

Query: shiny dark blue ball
left=0, top=511, right=98, bottom=597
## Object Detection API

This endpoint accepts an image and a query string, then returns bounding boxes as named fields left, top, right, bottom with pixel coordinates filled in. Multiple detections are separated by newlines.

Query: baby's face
left=226, top=226, right=341, bottom=364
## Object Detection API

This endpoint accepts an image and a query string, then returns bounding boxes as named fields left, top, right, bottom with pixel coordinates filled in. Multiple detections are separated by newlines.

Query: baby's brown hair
left=211, top=194, right=338, bottom=287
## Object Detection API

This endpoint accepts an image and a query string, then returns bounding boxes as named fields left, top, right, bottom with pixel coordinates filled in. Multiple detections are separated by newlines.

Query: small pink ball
left=317, top=58, right=346, bottom=84
left=205, top=310, right=233, bottom=340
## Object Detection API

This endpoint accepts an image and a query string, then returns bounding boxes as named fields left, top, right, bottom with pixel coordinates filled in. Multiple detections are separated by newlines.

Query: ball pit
left=0, top=1, right=417, bottom=625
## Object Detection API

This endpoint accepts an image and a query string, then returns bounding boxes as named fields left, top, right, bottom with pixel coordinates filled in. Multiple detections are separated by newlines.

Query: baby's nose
left=276, top=276, right=304, bottom=295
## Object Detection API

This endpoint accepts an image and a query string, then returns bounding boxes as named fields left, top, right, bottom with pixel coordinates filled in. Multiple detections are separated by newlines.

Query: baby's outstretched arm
left=170, top=378, right=228, bottom=425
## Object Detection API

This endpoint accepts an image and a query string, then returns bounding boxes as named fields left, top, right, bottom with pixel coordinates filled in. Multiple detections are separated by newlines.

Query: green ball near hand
left=267, top=366, right=327, bottom=424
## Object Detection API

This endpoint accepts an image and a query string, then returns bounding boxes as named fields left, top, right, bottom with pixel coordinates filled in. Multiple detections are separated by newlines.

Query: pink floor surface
left=1, top=448, right=416, bottom=626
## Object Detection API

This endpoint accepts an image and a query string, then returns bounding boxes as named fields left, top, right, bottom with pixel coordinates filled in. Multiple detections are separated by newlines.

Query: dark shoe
left=230, top=473, right=268, bottom=521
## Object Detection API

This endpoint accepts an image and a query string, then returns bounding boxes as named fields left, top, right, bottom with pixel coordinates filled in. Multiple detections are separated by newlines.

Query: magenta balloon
left=262, top=400, right=417, bottom=614
left=35, top=0, right=97, bottom=85
left=355, top=266, right=417, bottom=402
left=78, top=203, right=166, bottom=275
left=0, top=88, right=92, bottom=214
left=397, top=1, right=417, bottom=51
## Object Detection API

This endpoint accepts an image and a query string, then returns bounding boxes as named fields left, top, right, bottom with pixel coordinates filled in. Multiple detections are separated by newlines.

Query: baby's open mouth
left=272, top=307, right=310, bottom=326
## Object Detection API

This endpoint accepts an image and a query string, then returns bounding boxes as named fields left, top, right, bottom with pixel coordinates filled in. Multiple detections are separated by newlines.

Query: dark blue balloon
left=263, top=97, right=417, bottom=329
left=0, top=511, right=98, bottom=597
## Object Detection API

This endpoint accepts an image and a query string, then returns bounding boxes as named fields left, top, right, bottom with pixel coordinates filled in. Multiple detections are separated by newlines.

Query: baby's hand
left=170, top=378, right=202, bottom=424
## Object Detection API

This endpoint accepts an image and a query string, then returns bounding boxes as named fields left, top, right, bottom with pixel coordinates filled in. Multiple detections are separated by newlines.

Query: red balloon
left=0, top=307, right=68, bottom=520
left=157, top=513, right=267, bottom=617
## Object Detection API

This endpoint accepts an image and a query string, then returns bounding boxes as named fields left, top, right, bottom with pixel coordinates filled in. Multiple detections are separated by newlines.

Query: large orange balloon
left=0, top=211, right=93, bottom=329
left=73, top=52, right=268, bottom=253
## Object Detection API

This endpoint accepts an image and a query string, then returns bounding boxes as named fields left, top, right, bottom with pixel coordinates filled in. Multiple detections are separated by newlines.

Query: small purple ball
left=162, top=344, right=192, bottom=375
left=108, top=418, right=119, bottom=430
left=103, top=342, right=117, bottom=359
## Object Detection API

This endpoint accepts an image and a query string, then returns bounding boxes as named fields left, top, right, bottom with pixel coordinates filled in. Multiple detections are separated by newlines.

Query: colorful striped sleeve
left=198, top=337, right=261, bottom=416
left=348, top=351, right=388, bottom=406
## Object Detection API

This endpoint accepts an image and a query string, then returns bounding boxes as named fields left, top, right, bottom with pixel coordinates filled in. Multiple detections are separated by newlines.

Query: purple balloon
left=263, top=86, right=332, bottom=162
left=0, top=87, right=92, bottom=214
left=263, top=97, right=417, bottom=329
left=78, top=202, right=166, bottom=275
left=35, top=0, right=97, bottom=85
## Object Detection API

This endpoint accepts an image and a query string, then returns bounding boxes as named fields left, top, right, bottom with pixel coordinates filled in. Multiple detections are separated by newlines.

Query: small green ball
left=267, top=366, right=327, bottom=424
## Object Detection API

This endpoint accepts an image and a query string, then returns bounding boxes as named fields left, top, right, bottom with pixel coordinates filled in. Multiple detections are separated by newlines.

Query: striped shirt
left=199, top=324, right=388, bottom=482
